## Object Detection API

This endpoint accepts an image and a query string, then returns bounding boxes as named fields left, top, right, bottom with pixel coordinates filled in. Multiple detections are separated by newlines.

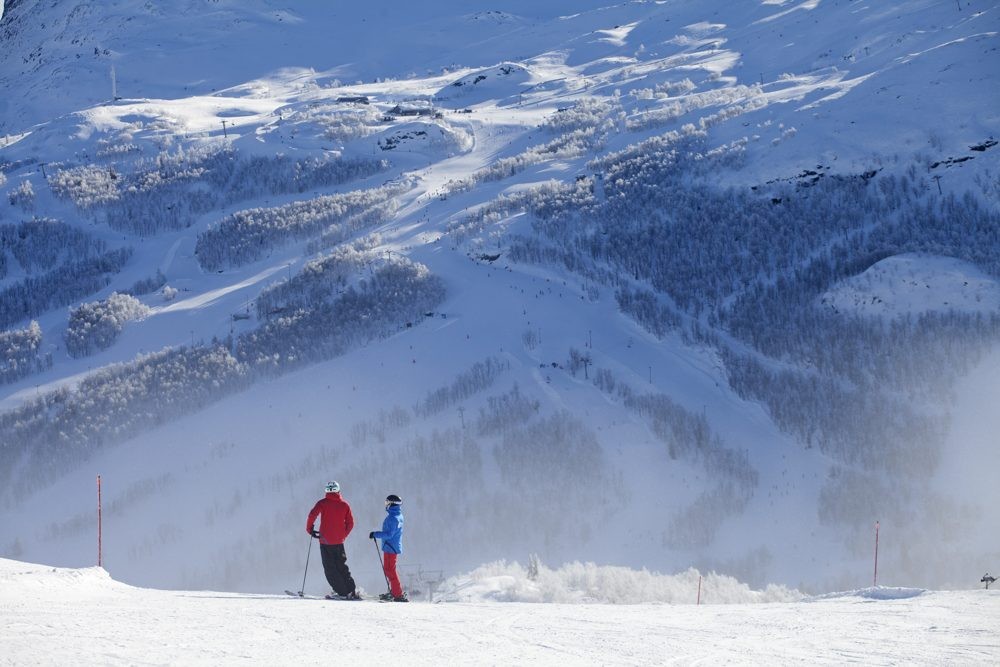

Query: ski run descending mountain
left=0, top=0, right=999, bottom=644
left=2, top=558, right=998, bottom=665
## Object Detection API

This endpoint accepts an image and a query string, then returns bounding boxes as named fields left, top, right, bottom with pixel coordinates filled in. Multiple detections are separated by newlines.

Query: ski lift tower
left=402, top=565, right=445, bottom=602
left=982, top=573, right=996, bottom=590
left=418, top=568, right=445, bottom=603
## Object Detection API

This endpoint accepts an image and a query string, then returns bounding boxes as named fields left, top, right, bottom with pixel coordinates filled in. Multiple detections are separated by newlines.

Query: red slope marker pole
left=97, top=475, right=103, bottom=568
left=873, top=520, right=879, bottom=588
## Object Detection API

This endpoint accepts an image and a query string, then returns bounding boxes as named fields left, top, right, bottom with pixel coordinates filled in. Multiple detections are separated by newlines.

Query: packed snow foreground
left=2, top=559, right=997, bottom=665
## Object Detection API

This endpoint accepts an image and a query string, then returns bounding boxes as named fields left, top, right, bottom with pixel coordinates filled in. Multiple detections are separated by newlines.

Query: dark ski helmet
left=325, top=481, right=340, bottom=493
left=385, top=494, right=402, bottom=506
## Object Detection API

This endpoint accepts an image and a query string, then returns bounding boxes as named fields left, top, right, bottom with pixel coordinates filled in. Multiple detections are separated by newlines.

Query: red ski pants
left=382, top=552, right=403, bottom=598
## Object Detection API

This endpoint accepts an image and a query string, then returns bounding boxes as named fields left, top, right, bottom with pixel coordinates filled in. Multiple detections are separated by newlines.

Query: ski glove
left=369, top=532, right=376, bottom=539
left=311, top=530, right=321, bottom=539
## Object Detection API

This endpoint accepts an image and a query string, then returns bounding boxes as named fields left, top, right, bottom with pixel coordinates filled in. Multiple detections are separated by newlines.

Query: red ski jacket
left=306, top=492, right=355, bottom=545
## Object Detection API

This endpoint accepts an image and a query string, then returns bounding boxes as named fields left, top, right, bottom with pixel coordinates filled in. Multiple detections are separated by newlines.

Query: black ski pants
left=319, top=543, right=356, bottom=596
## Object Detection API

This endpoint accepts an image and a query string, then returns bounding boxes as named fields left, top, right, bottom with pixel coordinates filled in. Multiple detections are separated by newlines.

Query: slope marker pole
left=873, top=520, right=880, bottom=587
left=97, top=475, right=103, bottom=568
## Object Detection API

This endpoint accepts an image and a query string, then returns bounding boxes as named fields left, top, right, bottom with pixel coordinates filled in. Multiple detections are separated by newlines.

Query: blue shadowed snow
left=809, top=587, right=927, bottom=602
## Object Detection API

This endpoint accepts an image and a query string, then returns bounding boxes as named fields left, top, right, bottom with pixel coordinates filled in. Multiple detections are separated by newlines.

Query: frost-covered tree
left=0, top=321, right=51, bottom=385
left=0, top=247, right=132, bottom=329
left=125, top=270, right=167, bottom=296
left=542, top=98, right=620, bottom=133
left=8, top=180, right=34, bottom=212
left=51, top=146, right=389, bottom=235
left=255, top=241, right=376, bottom=318
left=414, top=357, right=506, bottom=418
left=196, top=182, right=406, bottom=271
left=493, top=411, right=622, bottom=534
left=0, top=344, right=251, bottom=501
left=237, top=258, right=446, bottom=373
left=64, top=292, right=150, bottom=358
left=1, top=218, right=109, bottom=274
left=476, top=384, right=539, bottom=436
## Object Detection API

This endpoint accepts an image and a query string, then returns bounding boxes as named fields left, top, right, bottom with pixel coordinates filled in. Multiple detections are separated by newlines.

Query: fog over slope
left=0, top=0, right=998, bottom=595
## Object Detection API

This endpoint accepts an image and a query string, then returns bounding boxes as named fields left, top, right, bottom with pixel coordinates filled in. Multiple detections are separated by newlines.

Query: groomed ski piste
left=2, top=558, right=998, bottom=665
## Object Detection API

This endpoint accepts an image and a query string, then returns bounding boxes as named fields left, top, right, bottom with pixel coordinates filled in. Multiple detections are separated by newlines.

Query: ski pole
left=372, top=536, right=391, bottom=595
left=299, top=534, right=314, bottom=597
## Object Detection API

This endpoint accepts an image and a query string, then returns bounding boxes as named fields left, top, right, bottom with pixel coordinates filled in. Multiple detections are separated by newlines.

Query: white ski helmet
left=325, top=481, right=340, bottom=493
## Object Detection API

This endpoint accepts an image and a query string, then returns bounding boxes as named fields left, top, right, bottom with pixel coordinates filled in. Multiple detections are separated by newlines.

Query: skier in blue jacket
left=369, top=494, right=406, bottom=602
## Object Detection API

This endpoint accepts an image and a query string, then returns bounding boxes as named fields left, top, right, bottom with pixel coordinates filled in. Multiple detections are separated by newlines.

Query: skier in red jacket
left=306, top=481, right=361, bottom=600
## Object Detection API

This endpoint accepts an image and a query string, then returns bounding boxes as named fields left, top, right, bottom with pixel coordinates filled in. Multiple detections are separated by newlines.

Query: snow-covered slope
left=0, top=0, right=998, bottom=599
left=2, top=558, right=997, bottom=665
left=820, top=255, right=1000, bottom=317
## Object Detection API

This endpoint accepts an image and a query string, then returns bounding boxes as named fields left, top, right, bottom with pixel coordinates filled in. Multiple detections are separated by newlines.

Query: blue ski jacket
left=373, top=505, right=403, bottom=554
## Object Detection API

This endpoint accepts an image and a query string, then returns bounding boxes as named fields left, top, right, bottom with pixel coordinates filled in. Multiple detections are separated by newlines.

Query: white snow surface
left=820, top=255, right=1000, bottom=317
left=1, top=558, right=998, bottom=666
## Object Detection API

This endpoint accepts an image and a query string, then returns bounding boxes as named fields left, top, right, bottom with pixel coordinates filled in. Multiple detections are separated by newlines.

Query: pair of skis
left=283, top=589, right=399, bottom=602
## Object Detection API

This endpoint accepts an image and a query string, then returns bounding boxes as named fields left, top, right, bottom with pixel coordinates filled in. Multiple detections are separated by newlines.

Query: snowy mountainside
left=0, top=0, right=999, bottom=597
